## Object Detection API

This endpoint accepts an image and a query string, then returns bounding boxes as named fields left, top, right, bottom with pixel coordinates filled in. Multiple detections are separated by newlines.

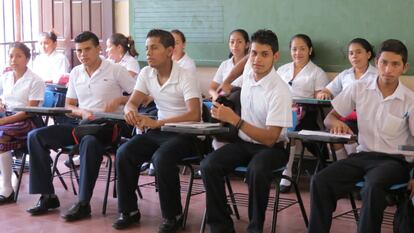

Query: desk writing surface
left=93, top=112, right=125, bottom=120
left=11, top=106, right=72, bottom=114
left=161, top=125, right=229, bottom=135
left=293, top=98, right=332, bottom=106
left=398, top=145, right=414, bottom=152
left=287, top=131, right=354, bottom=143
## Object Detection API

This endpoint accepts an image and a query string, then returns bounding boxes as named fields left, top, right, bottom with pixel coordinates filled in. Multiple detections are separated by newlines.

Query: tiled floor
left=0, top=159, right=394, bottom=233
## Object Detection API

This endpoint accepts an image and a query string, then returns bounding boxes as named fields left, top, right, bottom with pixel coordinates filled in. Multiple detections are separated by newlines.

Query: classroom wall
left=116, top=1, right=414, bottom=96
left=114, top=0, right=130, bottom=35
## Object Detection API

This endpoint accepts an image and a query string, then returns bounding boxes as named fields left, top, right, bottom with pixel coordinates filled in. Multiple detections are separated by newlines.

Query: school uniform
left=277, top=61, right=329, bottom=155
left=308, top=77, right=414, bottom=233
left=201, top=67, right=292, bottom=233
left=108, top=53, right=140, bottom=78
left=326, top=65, right=377, bottom=97
left=0, top=69, right=44, bottom=151
left=29, top=59, right=135, bottom=204
left=277, top=61, right=329, bottom=99
left=177, top=53, right=196, bottom=74
left=116, top=62, right=202, bottom=219
left=213, top=57, right=236, bottom=84
left=326, top=65, right=378, bottom=133
left=33, top=50, right=70, bottom=83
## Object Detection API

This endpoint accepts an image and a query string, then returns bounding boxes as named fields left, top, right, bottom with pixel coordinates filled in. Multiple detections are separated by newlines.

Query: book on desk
left=164, top=122, right=221, bottom=129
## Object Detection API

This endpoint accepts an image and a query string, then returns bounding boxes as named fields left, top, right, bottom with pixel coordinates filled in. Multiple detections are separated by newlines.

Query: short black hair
left=147, top=29, right=175, bottom=48
left=377, top=39, right=408, bottom=64
left=74, top=31, right=100, bottom=46
left=171, top=29, right=186, bottom=43
left=39, top=31, right=57, bottom=42
left=290, top=34, right=315, bottom=59
left=10, top=42, right=31, bottom=60
left=250, top=29, right=279, bottom=53
left=348, top=38, right=375, bottom=61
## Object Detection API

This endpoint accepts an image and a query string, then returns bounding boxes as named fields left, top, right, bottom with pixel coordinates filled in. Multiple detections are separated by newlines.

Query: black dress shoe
left=279, top=185, right=292, bottom=193
left=61, top=202, right=91, bottom=221
left=27, top=196, right=60, bottom=215
left=158, top=216, right=183, bottom=233
left=0, top=192, right=15, bottom=205
left=112, top=211, right=141, bottom=229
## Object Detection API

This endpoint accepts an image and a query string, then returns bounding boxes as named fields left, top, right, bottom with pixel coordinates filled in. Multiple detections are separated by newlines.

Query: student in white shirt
left=201, top=29, right=292, bottom=233
left=308, top=39, right=414, bottom=233
left=277, top=34, right=329, bottom=192
left=33, top=31, right=70, bottom=83
left=208, top=29, right=250, bottom=101
left=0, top=42, right=45, bottom=204
left=26, top=31, right=135, bottom=219
left=171, top=29, right=196, bottom=73
left=317, top=38, right=377, bottom=159
left=113, top=29, right=202, bottom=232
left=106, top=33, right=140, bottom=78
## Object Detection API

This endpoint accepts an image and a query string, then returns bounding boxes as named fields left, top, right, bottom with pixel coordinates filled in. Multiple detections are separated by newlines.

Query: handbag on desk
left=72, top=118, right=121, bottom=146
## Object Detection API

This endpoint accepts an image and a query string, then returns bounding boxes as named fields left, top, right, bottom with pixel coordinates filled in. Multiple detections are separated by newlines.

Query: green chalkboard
left=130, top=0, right=414, bottom=74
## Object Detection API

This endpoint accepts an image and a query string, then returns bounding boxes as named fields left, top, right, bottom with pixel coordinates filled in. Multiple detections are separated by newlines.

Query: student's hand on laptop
left=124, top=110, right=140, bottom=126
left=316, top=91, right=332, bottom=100
left=211, top=102, right=238, bottom=125
left=329, top=121, right=353, bottom=135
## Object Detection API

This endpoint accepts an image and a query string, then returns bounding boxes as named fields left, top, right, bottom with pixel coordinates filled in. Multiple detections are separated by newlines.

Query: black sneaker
left=27, top=195, right=60, bottom=215
left=112, top=211, right=141, bottom=229
left=279, top=185, right=292, bottom=193
left=158, top=216, right=183, bottom=233
left=61, top=202, right=91, bottom=221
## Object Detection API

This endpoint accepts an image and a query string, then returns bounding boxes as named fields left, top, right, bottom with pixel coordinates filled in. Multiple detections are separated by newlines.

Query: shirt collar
left=248, top=66, right=277, bottom=88
left=368, top=77, right=405, bottom=101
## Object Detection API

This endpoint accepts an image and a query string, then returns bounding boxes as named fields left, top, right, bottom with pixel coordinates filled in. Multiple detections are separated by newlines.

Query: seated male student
left=26, top=31, right=135, bottom=220
left=308, top=39, right=414, bottom=233
left=112, top=29, right=202, bottom=233
left=201, top=29, right=292, bottom=233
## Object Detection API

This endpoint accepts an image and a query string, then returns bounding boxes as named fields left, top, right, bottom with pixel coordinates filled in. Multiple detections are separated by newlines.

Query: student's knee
left=152, top=151, right=171, bottom=170
left=80, top=135, right=100, bottom=146
left=310, top=172, right=329, bottom=190
left=116, top=142, right=133, bottom=164
left=246, top=160, right=267, bottom=178
left=200, top=156, right=220, bottom=176
left=28, top=127, right=45, bottom=143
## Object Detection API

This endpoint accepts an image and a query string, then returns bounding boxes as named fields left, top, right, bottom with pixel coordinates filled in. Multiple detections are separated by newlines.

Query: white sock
left=0, top=151, right=13, bottom=197
left=335, top=148, right=348, bottom=160
left=344, top=143, right=358, bottom=155
left=280, top=146, right=296, bottom=186
left=72, top=155, right=80, bottom=166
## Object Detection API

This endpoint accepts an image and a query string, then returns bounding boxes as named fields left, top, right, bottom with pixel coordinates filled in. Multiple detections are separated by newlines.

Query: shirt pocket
left=381, top=114, right=406, bottom=138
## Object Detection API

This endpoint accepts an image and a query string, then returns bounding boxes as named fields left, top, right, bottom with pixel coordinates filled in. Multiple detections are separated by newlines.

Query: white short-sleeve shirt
left=332, top=77, right=414, bottom=161
left=277, top=61, right=329, bottom=98
left=33, top=50, right=70, bottom=83
left=238, top=67, right=293, bottom=143
left=66, top=59, right=135, bottom=112
left=134, top=62, right=201, bottom=120
left=327, top=65, right=377, bottom=97
left=0, top=69, right=45, bottom=108
left=108, top=53, right=140, bottom=79
left=213, top=58, right=235, bottom=84
left=177, top=53, right=196, bottom=74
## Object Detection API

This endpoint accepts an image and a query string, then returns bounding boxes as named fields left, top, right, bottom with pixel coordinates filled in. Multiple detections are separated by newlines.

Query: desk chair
left=200, top=158, right=309, bottom=233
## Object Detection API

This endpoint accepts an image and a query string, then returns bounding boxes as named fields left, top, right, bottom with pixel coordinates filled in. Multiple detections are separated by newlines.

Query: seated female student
left=208, top=29, right=249, bottom=101
left=277, top=34, right=329, bottom=193
left=106, top=33, right=140, bottom=79
left=171, top=29, right=196, bottom=73
left=0, top=42, right=45, bottom=204
left=316, top=38, right=377, bottom=159
left=33, top=31, right=70, bottom=83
